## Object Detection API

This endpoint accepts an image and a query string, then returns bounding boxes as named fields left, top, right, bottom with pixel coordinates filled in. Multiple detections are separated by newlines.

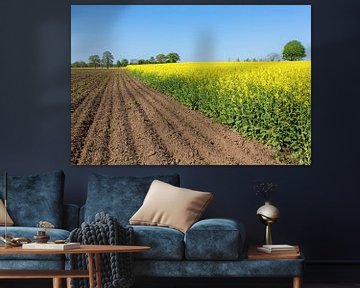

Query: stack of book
left=248, top=244, right=300, bottom=259
left=22, top=242, right=80, bottom=250
left=257, top=244, right=299, bottom=254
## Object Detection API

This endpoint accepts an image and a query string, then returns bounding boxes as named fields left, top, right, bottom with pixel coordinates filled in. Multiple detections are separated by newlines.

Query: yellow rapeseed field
left=126, top=61, right=311, bottom=164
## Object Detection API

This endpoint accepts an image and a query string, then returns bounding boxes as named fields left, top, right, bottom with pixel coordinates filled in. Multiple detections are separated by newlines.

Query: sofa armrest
left=184, top=218, right=245, bottom=260
left=63, top=204, right=80, bottom=231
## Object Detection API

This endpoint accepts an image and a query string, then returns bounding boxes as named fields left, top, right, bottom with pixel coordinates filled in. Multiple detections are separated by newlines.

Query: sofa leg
left=293, top=276, right=302, bottom=288
left=53, top=278, right=62, bottom=288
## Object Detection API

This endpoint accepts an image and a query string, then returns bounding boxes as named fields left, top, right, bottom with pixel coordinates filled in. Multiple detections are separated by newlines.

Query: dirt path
left=71, top=69, right=280, bottom=165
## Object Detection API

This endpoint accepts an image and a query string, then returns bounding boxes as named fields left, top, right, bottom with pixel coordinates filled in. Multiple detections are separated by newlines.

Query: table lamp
left=256, top=201, right=280, bottom=245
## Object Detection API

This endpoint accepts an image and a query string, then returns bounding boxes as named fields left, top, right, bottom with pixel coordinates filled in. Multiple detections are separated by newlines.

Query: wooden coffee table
left=0, top=244, right=150, bottom=288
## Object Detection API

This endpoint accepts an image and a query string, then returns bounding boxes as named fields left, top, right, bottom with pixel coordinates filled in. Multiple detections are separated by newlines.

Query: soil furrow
left=108, top=71, right=140, bottom=164
left=71, top=73, right=111, bottom=113
left=77, top=74, right=115, bottom=164
left=70, top=75, right=111, bottom=164
left=123, top=75, right=208, bottom=164
left=121, top=73, right=175, bottom=164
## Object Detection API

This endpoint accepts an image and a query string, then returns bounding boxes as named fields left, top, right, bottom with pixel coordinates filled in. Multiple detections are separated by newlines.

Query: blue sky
left=71, top=5, right=311, bottom=63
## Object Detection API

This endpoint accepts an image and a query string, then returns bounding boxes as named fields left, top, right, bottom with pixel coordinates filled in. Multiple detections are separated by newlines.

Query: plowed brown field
left=71, top=69, right=280, bottom=165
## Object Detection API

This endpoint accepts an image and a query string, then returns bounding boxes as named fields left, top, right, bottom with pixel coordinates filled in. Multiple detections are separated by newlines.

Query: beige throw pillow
left=0, top=199, right=14, bottom=226
left=130, top=180, right=213, bottom=233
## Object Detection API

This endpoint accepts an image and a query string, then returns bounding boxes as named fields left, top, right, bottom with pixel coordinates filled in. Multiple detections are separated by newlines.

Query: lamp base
left=265, top=223, right=272, bottom=245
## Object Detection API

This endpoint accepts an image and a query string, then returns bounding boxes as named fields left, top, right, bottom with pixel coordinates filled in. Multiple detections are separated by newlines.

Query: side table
left=247, top=245, right=303, bottom=288
left=0, top=244, right=150, bottom=288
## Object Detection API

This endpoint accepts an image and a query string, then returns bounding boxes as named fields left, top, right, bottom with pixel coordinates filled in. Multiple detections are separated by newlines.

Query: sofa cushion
left=0, top=171, right=64, bottom=227
left=84, top=173, right=180, bottom=225
left=0, top=199, right=14, bottom=226
left=130, top=225, right=184, bottom=260
left=0, top=227, right=70, bottom=261
left=185, top=218, right=245, bottom=260
left=130, top=180, right=213, bottom=233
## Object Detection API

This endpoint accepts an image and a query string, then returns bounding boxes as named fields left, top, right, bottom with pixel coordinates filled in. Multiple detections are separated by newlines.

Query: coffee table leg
left=52, top=278, right=62, bottom=288
left=88, top=253, right=95, bottom=288
left=95, top=253, right=102, bottom=288
left=293, top=276, right=302, bottom=288
left=66, top=277, right=72, bottom=288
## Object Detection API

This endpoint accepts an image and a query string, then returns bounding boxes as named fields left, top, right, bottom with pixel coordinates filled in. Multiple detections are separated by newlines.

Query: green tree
left=166, top=52, right=180, bottom=63
left=149, top=56, right=156, bottom=63
left=102, top=51, right=114, bottom=68
left=156, top=54, right=167, bottom=63
left=71, top=61, right=87, bottom=68
left=120, top=58, right=129, bottom=67
left=88, top=55, right=100, bottom=68
left=116, top=60, right=121, bottom=67
left=282, top=40, right=306, bottom=61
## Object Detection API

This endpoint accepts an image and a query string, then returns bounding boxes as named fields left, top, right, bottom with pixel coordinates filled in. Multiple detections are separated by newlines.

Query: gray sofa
left=0, top=171, right=303, bottom=287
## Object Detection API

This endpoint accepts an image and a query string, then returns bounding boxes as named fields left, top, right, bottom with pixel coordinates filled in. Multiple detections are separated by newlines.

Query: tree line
left=71, top=51, right=180, bottom=68
left=240, top=40, right=307, bottom=62
left=71, top=40, right=307, bottom=68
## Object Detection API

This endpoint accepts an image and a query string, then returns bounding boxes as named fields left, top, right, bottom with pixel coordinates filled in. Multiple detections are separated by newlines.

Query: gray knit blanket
left=68, top=212, right=134, bottom=288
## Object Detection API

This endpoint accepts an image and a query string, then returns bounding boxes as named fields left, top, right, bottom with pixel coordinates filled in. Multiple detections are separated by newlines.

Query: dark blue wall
left=0, top=0, right=359, bottom=263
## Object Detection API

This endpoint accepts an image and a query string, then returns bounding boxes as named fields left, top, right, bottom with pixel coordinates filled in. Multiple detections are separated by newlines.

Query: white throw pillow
left=130, top=180, right=213, bottom=233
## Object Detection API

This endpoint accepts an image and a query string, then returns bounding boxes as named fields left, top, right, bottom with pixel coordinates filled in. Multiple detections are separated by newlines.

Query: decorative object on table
left=248, top=245, right=300, bottom=260
left=69, top=212, right=135, bottom=288
left=33, top=220, right=55, bottom=243
left=254, top=181, right=280, bottom=245
left=54, top=239, right=67, bottom=244
left=33, top=230, right=50, bottom=243
left=0, top=234, right=31, bottom=247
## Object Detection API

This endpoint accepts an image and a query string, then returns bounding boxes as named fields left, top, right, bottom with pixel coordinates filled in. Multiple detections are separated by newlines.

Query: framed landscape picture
left=71, top=5, right=311, bottom=165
